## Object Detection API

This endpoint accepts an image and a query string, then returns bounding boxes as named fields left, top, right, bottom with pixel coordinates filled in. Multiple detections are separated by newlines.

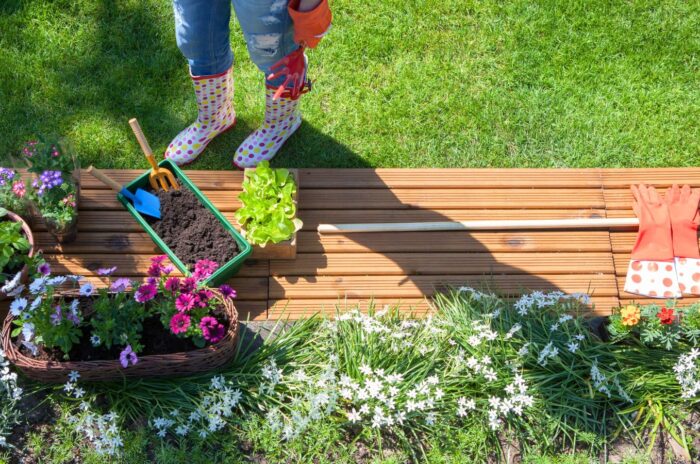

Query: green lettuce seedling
left=235, top=161, right=302, bottom=246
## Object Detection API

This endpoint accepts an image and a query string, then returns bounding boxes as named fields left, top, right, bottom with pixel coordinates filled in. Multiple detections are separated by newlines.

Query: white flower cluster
left=153, top=375, right=243, bottom=439
left=466, top=320, right=499, bottom=348
left=65, top=372, right=123, bottom=456
left=0, top=349, right=22, bottom=401
left=266, top=362, right=340, bottom=440
left=485, top=374, right=534, bottom=430
left=514, top=291, right=590, bottom=316
left=674, top=349, right=700, bottom=399
left=341, top=365, right=443, bottom=428
left=465, top=355, right=498, bottom=382
left=0, top=348, right=22, bottom=448
left=590, top=360, right=611, bottom=397
left=537, top=342, right=559, bottom=367
left=260, top=358, right=284, bottom=395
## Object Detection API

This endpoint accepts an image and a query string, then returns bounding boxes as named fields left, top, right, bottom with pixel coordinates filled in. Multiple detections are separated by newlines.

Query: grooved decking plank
left=78, top=169, right=245, bottom=190
left=299, top=189, right=605, bottom=210
left=270, top=252, right=615, bottom=276
left=37, top=232, right=160, bottom=254
left=44, top=254, right=269, bottom=278
left=299, top=209, right=607, bottom=230
left=269, top=274, right=618, bottom=299
left=610, top=232, right=700, bottom=253
left=298, top=169, right=603, bottom=189
left=297, top=230, right=613, bottom=253
left=79, top=189, right=241, bottom=211
left=600, top=169, right=700, bottom=188
left=31, top=211, right=240, bottom=233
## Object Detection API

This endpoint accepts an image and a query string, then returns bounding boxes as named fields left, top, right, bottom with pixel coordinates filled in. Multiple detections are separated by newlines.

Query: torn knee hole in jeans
left=248, top=33, right=282, bottom=57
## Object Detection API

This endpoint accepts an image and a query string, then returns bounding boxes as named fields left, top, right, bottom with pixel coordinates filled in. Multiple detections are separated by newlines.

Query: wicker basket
left=1, top=290, right=239, bottom=383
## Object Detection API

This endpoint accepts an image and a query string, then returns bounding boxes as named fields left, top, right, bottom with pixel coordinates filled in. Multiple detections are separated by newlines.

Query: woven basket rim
left=2, top=288, right=239, bottom=381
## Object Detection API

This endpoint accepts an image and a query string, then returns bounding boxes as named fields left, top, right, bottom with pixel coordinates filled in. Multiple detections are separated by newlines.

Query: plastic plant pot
left=117, top=159, right=252, bottom=286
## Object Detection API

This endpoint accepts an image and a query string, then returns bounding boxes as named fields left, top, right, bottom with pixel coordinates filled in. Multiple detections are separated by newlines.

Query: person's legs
left=166, top=0, right=237, bottom=166
left=231, top=0, right=306, bottom=168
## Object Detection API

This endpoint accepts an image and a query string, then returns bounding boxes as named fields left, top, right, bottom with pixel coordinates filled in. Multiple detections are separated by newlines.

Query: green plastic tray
left=117, top=159, right=252, bottom=287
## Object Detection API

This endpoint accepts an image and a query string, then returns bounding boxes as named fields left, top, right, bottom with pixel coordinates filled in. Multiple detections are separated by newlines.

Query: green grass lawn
left=1, top=0, right=699, bottom=170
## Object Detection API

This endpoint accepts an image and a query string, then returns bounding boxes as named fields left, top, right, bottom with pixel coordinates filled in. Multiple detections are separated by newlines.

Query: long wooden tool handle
left=87, top=166, right=123, bottom=193
left=318, top=217, right=640, bottom=233
left=128, top=118, right=154, bottom=159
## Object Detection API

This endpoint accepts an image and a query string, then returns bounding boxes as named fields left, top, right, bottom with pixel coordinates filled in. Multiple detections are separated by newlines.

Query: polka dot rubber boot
left=165, top=68, right=236, bottom=166
left=624, top=259, right=682, bottom=299
left=233, top=87, right=302, bottom=169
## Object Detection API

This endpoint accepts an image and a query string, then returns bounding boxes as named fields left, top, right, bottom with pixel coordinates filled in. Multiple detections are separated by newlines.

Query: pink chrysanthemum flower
left=193, top=260, right=219, bottom=281
left=175, top=293, right=196, bottom=312
left=180, top=277, right=198, bottom=294
left=170, top=313, right=191, bottom=334
left=164, top=277, right=181, bottom=293
left=11, top=181, right=25, bottom=198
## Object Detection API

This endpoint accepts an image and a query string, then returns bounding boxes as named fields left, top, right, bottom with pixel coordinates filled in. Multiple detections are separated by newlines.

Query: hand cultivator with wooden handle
left=129, top=118, right=179, bottom=192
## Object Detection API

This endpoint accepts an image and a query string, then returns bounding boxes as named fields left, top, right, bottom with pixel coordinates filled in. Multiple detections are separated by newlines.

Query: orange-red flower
left=657, top=307, right=675, bottom=325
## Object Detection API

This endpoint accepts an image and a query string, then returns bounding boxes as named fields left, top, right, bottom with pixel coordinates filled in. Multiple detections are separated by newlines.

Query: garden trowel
left=87, top=166, right=161, bottom=219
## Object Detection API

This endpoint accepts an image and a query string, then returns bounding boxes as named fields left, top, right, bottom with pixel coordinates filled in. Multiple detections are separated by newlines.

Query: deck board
left=17, top=167, right=700, bottom=321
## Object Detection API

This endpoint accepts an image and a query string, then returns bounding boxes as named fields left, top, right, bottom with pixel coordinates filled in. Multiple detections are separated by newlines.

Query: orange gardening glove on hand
left=665, top=184, right=700, bottom=294
left=288, top=0, right=332, bottom=48
left=624, top=184, right=681, bottom=299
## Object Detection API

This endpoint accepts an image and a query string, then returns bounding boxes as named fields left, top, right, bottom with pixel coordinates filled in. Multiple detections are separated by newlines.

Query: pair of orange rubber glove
left=267, top=0, right=332, bottom=100
left=625, top=184, right=700, bottom=298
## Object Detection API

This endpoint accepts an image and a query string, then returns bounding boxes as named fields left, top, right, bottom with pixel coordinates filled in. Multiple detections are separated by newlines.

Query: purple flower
left=119, top=345, right=138, bottom=368
left=79, top=283, right=94, bottom=297
left=36, top=170, right=63, bottom=196
left=180, top=277, right=197, bottom=294
left=110, top=278, right=131, bottom=293
left=97, top=267, right=117, bottom=276
left=219, top=284, right=236, bottom=299
left=175, top=293, right=195, bottom=312
left=164, top=277, right=181, bottom=293
left=147, top=255, right=170, bottom=277
left=66, top=309, right=80, bottom=325
left=146, top=276, right=158, bottom=286
left=200, top=316, right=225, bottom=344
left=50, top=305, right=62, bottom=326
left=193, top=260, right=219, bottom=281
left=0, top=167, right=16, bottom=187
left=135, top=283, right=157, bottom=303
left=37, top=263, right=51, bottom=276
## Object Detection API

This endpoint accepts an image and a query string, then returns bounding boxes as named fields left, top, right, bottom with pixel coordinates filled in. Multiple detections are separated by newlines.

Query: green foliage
left=89, top=288, right=147, bottom=352
left=608, top=301, right=697, bottom=350
left=235, top=161, right=302, bottom=246
left=0, top=216, right=30, bottom=283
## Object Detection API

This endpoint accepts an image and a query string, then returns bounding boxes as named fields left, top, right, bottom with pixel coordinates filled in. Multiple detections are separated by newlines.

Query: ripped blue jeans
left=172, top=0, right=298, bottom=86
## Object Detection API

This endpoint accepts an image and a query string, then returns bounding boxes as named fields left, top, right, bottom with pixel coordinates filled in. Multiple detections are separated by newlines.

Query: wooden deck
left=22, top=168, right=700, bottom=320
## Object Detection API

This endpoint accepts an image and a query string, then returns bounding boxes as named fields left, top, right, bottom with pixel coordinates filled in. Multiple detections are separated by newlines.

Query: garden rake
left=129, top=118, right=179, bottom=192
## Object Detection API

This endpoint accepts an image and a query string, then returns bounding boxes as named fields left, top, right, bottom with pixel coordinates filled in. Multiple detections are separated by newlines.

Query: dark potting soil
left=145, top=186, right=239, bottom=269
left=17, top=297, right=230, bottom=363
